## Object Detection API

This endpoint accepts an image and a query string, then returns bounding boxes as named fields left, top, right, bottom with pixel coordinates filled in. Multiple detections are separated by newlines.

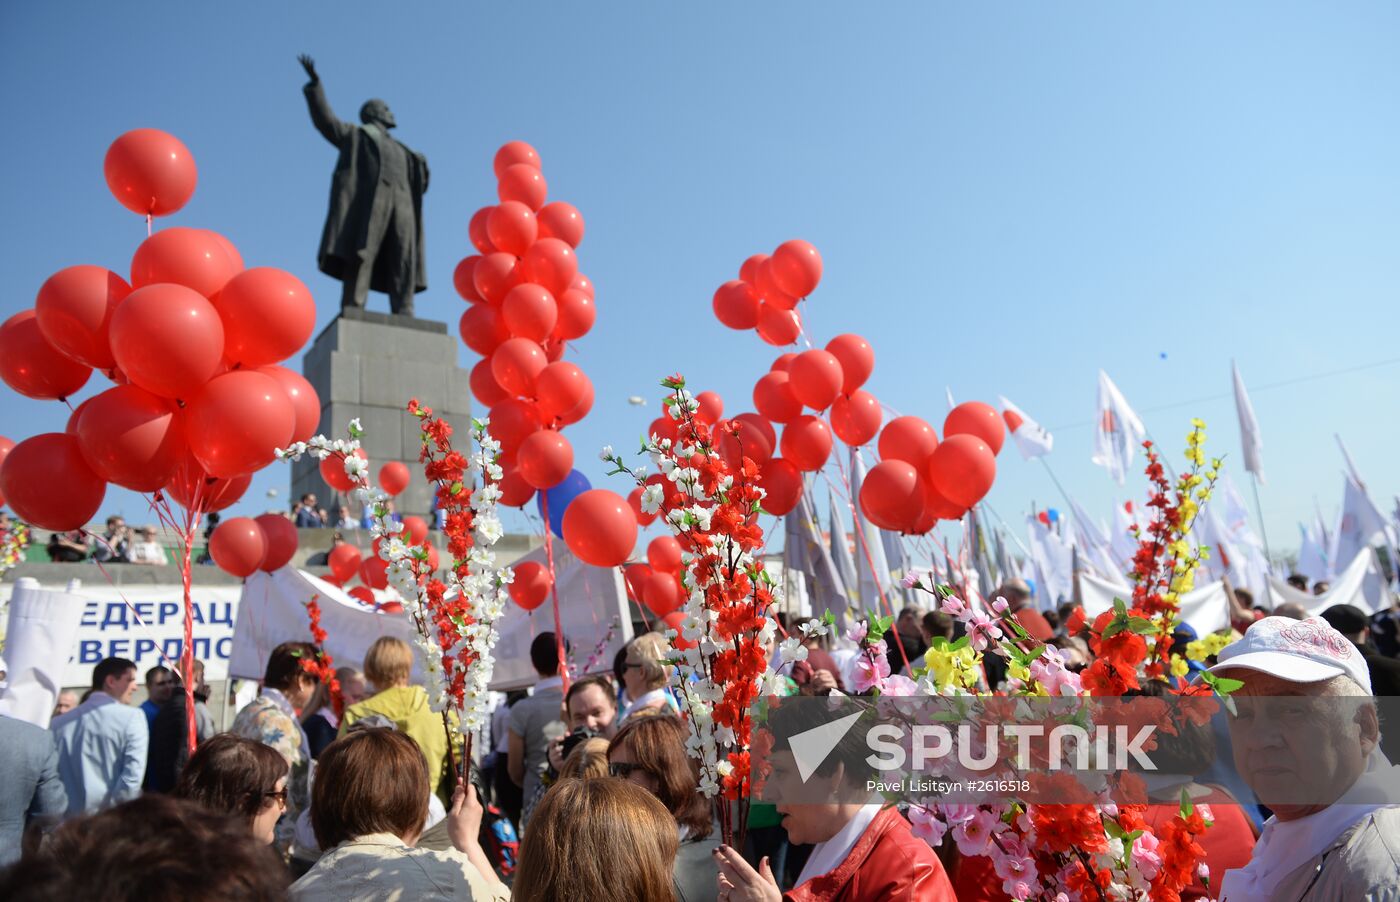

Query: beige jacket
left=1236, top=807, right=1400, bottom=901
left=289, top=833, right=509, bottom=902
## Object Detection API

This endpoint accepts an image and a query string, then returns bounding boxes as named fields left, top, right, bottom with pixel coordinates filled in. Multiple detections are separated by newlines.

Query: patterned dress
left=231, top=689, right=313, bottom=857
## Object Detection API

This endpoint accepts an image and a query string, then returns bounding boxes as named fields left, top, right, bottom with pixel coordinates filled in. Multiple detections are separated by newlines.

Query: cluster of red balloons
left=619, top=535, right=685, bottom=618
left=712, top=240, right=823, bottom=346
left=453, top=140, right=596, bottom=510
left=313, top=517, right=429, bottom=614
left=859, top=402, right=1005, bottom=534
left=209, top=514, right=299, bottom=577
left=0, top=129, right=319, bottom=532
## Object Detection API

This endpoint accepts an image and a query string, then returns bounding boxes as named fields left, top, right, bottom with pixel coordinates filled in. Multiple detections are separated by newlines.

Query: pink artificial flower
left=847, top=620, right=869, bottom=645
left=851, top=649, right=891, bottom=693
left=966, top=611, right=1003, bottom=651
left=993, top=848, right=1038, bottom=893
left=881, top=674, right=918, bottom=696
left=901, top=569, right=921, bottom=589
left=1131, top=830, right=1163, bottom=882
left=950, top=808, right=1000, bottom=857
left=907, top=805, right=947, bottom=847
left=991, top=595, right=1010, bottom=614
left=941, top=595, right=969, bottom=618
left=938, top=803, right=979, bottom=826
left=1197, top=862, right=1210, bottom=883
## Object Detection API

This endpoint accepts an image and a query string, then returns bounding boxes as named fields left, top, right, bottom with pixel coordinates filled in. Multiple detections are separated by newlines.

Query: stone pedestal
left=291, top=309, right=471, bottom=520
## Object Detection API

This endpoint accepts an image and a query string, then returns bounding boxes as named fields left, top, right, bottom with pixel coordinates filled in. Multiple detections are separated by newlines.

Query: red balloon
left=537, top=202, right=584, bottom=248
left=459, top=304, right=511, bottom=356
left=712, top=280, right=760, bottom=330
left=628, top=487, right=658, bottom=527
left=542, top=337, right=567, bottom=363
left=470, top=358, right=510, bottom=406
left=130, top=227, right=241, bottom=297
left=487, top=200, right=538, bottom=257
left=497, top=466, right=536, bottom=507
left=473, top=252, right=527, bottom=304
left=509, top=560, right=553, bottom=610
left=75, top=385, right=184, bottom=491
left=494, top=141, right=541, bottom=179
left=491, top=338, right=548, bottom=397
left=754, top=261, right=798, bottom=311
left=254, top=513, right=298, bottom=572
left=522, top=239, right=578, bottom=297
left=830, top=390, right=883, bottom=446
left=347, top=585, right=376, bottom=606
left=825, top=334, right=874, bottom=395
left=490, top=398, right=544, bottom=455
left=360, top=555, right=389, bottom=590
left=502, top=283, right=558, bottom=342
left=561, top=489, right=638, bottom=568
left=758, top=457, right=803, bottom=516
left=662, top=610, right=696, bottom=650
left=210, top=517, right=267, bottom=577
left=648, top=416, right=679, bottom=444
left=859, top=460, right=924, bottom=532
left=517, top=430, right=574, bottom=489
left=209, top=232, right=245, bottom=271
left=878, top=416, right=939, bottom=469
left=164, top=449, right=250, bottom=513
left=35, top=265, right=131, bottom=370
left=695, top=391, right=724, bottom=424
left=0, top=310, right=92, bottom=400
left=570, top=273, right=595, bottom=299
left=771, top=353, right=797, bottom=373
left=944, top=402, right=1006, bottom=456
left=756, top=303, right=801, bottom=346
left=454, top=256, right=484, bottom=304
left=553, top=289, right=595, bottom=341
left=736, top=412, right=777, bottom=450
left=402, top=516, right=429, bottom=545
left=498, top=164, right=547, bottom=211
left=643, top=572, right=683, bottom=617
left=770, top=239, right=823, bottom=298
left=787, top=350, right=844, bottom=411
left=623, top=563, right=654, bottom=600
left=469, top=207, right=496, bottom=255
left=215, top=268, right=315, bottom=367
left=320, top=449, right=367, bottom=493
left=65, top=400, right=91, bottom=434
left=647, top=535, right=683, bottom=574
left=185, top=371, right=296, bottom=478
left=717, top=415, right=774, bottom=469
left=780, top=416, right=833, bottom=472
left=328, top=543, right=363, bottom=583
left=926, top=434, right=997, bottom=508
left=0, top=433, right=106, bottom=530
left=104, top=129, right=197, bottom=217
left=109, top=283, right=224, bottom=400
left=739, top=254, right=769, bottom=285
left=753, top=371, right=802, bottom=424
left=536, top=362, right=592, bottom=421
left=923, top=481, right=966, bottom=522
left=379, top=461, right=411, bottom=496
left=257, top=365, right=321, bottom=445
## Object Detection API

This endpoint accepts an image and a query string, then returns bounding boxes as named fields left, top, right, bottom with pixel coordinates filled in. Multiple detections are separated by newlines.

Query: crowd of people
left=1, top=580, right=1398, bottom=900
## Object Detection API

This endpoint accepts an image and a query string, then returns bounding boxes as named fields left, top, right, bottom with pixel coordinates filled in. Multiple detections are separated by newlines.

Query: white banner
left=0, top=579, right=242, bottom=689
left=1265, top=547, right=1388, bottom=616
left=1079, top=574, right=1232, bottom=637
left=0, top=578, right=87, bottom=726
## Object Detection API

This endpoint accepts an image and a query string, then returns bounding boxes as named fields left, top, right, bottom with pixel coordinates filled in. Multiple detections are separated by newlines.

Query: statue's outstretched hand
left=298, top=54, right=319, bottom=85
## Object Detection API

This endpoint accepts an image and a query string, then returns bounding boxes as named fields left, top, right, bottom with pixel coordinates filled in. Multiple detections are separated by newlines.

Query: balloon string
left=145, top=213, right=152, bottom=238
left=538, top=492, right=570, bottom=693
left=619, top=565, right=653, bottom=632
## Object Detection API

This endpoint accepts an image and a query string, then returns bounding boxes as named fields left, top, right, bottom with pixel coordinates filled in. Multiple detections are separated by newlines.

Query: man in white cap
left=1209, top=616, right=1400, bottom=900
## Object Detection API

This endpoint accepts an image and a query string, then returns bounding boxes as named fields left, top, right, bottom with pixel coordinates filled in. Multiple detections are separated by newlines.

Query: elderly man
left=1209, top=616, right=1400, bottom=900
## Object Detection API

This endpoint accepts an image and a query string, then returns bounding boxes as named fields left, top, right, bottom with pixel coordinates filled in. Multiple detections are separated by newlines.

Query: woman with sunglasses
left=173, top=734, right=291, bottom=845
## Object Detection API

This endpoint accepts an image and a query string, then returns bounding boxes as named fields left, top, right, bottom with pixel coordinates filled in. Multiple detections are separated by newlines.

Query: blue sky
left=3, top=1, right=1398, bottom=556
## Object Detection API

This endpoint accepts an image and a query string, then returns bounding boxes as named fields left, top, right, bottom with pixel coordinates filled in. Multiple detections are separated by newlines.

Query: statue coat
left=303, top=82, right=429, bottom=296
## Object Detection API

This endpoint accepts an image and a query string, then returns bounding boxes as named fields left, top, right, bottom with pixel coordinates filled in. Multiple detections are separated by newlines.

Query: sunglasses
left=264, top=789, right=288, bottom=807
left=608, top=761, right=648, bottom=779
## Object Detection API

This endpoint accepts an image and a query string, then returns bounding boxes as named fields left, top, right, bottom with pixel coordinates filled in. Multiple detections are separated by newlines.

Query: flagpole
left=1249, top=472, right=1273, bottom=567
left=1038, top=458, right=1076, bottom=513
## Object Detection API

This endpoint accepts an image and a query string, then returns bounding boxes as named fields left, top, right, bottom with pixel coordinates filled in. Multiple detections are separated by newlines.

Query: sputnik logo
left=788, top=710, right=864, bottom=782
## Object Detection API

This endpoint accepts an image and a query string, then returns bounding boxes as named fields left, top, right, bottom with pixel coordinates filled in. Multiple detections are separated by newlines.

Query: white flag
left=1231, top=361, right=1264, bottom=483
left=998, top=396, right=1053, bottom=460
left=828, top=491, right=860, bottom=610
left=1091, top=371, right=1146, bottom=485
left=850, top=450, right=894, bottom=607
left=1331, top=474, right=1388, bottom=578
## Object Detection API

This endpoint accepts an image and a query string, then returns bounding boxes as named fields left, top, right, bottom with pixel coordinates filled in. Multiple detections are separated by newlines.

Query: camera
left=559, top=725, right=598, bottom=762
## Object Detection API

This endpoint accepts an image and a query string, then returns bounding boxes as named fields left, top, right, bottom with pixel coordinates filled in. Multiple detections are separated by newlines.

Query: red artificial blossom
left=299, top=595, right=342, bottom=716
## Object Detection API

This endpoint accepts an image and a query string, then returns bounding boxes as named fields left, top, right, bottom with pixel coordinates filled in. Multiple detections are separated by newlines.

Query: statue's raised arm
left=299, top=54, right=351, bottom=146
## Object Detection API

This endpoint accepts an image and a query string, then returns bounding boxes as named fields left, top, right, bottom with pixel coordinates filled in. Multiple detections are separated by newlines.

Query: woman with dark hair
left=173, top=734, right=290, bottom=845
left=291, top=728, right=507, bottom=901
left=513, top=778, right=679, bottom=902
left=230, top=640, right=321, bottom=860
left=607, top=714, right=719, bottom=902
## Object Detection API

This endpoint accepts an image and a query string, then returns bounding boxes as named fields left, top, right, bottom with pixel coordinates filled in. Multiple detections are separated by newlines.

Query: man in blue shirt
left=138, top=665, right=173, bottom=729
left=50, top=657, right=148, bottom=816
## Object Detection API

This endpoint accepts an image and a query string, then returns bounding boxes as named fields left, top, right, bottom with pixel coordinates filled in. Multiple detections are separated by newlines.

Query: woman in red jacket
left=712, top=704, right=955, bottom=901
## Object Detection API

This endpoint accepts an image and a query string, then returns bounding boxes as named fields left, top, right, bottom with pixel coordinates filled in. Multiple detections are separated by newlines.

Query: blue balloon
left=536, top=469, right=592, bottom=539
left=1047, top=508, right=1060, bottom=523
left=1024, top=578, right=1037, bottom=598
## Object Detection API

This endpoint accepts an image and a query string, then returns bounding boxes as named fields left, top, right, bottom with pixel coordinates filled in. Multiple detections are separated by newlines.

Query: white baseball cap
left=1208, top=616, right=1372, bottom=695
